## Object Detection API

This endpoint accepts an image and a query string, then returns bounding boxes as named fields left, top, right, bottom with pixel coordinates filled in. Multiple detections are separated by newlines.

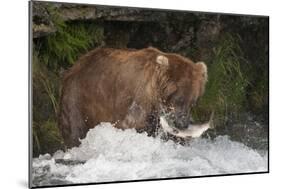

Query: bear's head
left=155, top=54, right=208, bottom=130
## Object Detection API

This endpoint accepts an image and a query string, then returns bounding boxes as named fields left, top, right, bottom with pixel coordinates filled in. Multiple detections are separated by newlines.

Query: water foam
left=32, top=122, right=268, bottom=186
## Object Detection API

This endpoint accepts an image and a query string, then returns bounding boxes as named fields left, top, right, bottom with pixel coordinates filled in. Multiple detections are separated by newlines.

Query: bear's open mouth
left=159, top=112, right=214, bottom=138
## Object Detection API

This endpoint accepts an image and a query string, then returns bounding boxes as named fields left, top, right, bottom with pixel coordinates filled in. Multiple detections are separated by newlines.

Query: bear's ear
left=196, top=61, right=208, bottom=82
left=196, top=62, right=208, bottom=96
left=156, top=55, right=169, bottom=66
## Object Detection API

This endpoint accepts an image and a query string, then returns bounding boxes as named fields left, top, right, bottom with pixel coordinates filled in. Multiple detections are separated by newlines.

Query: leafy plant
left=35, top=4, right=104, bottom=71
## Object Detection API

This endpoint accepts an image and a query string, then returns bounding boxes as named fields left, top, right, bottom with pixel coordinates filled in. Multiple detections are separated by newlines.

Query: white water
left=32, top=122, right=268, bottom=186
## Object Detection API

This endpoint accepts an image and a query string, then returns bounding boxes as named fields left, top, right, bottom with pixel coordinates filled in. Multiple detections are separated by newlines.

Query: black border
left=28, top=0, right=270, bottom=188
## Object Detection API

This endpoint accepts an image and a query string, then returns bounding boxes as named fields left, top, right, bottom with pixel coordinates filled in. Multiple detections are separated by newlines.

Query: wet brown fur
left=59, top=47, right=207, bottom=148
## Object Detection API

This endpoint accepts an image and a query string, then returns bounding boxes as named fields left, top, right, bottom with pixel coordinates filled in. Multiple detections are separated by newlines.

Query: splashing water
left=32, top=122, right=268, bottom=187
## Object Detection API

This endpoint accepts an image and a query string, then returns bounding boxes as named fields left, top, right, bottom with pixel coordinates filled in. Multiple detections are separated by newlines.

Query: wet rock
left=196, top=15, right=222, bottom=61
left=32, top=2, right=168, bottom=38
left=32, top=2, right=56, bottom=38
left=32, top=23, right=56, bottom=38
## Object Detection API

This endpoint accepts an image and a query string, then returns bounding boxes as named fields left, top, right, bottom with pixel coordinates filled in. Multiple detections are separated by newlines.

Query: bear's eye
left=165, top=84, right=177, bottom=101
left=167, top=90, right=177, bottom=103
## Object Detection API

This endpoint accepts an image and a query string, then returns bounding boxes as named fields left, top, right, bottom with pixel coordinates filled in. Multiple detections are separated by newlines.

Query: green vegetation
left=192, top=34, right=250, bottom=128
left=36, top=22, right=103, bottom=71
left=32, top=5, right=104, bottom=156
left=35, top=20, right=103, bottom=71
left=33, top=120, right=64, bottom=155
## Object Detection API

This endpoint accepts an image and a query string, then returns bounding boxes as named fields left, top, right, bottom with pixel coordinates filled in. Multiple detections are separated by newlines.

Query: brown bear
left=59, top=47, right=208, bottom=148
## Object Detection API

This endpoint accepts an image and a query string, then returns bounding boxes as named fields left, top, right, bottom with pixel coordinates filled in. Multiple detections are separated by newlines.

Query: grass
left=33, top=120, right=64, bottom=156
left=32, top=52, right=62, bottom=156
left=32, top=4, right=104, bottom=156
left=192, top=33, right=250, bottom=128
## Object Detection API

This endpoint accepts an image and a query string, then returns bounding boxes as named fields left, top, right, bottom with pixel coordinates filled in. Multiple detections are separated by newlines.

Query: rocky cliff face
left=32, top=2, right=267, bottom=61
left=32, top=2, right=221, bottom=60
left=32, top=2, right=166, bottom=38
